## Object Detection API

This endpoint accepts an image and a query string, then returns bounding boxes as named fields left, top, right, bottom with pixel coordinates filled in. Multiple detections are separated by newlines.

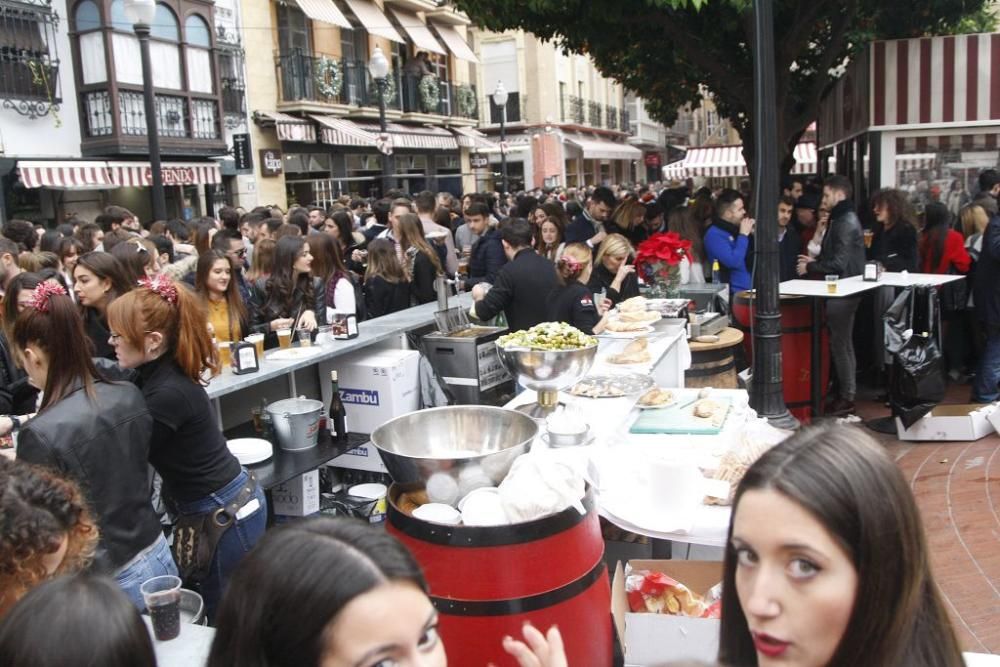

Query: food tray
left=568, top=373, right=655, bottom=398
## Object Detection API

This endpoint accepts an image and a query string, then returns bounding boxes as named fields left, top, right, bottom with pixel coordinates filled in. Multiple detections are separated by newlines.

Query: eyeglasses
left=232, top=248, right=247, bottom=258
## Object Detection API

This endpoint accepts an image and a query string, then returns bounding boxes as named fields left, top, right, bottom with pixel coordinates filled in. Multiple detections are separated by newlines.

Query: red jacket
left=920, top=229, right=971, bottom=274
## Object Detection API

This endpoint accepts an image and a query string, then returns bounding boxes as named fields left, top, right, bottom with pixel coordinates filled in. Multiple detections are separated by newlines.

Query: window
left=278, top=3, right=311, bottom=55
left=217, top=45, right=244, bottom=115
left=184, top=14, right=212, bottom=93
left=109, top=0, right=180, bottom=89
left=0, top=0, right=61, bottom=109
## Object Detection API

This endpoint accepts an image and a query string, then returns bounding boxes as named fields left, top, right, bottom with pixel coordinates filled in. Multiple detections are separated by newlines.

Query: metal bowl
left=370, top=406, right=540, bottom=494
left=495, top=343, right=599, bottom=392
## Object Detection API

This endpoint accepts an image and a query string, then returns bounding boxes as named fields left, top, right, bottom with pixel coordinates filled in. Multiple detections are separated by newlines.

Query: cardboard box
left=320, top=349, right=421, bottom=438
left=327, top=442, right=389, bottom=473
left=895, top=403, right=999, bottom=442
left=270, top=470, right=320, bottom=516
left=613, top=560, right=722, bottom=666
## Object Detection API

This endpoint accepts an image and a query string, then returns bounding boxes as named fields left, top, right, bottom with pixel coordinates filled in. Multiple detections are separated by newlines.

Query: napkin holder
left=863, top=261, right=883, bottom=282
left=232, top=341, right=260, bottom=374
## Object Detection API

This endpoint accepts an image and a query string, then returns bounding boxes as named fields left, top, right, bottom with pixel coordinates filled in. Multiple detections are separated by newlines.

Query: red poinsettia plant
left=635, top=232, right=692, bottom=296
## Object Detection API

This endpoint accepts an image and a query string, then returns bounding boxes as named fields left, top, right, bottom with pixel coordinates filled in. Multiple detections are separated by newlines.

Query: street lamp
left=124, top=0, right=167, bottom=221
left=492, top=80, right=508, bottom=195
left=368, top=45, right=393, bottom=197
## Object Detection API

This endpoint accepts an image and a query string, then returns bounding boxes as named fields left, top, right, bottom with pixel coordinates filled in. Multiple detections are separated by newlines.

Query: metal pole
left=135, top=24, right=167, bottom=222
left=749, top=0, right=797, bottom=428
left=499, top=106, right=508, bottom=195
left=377, top=77, right=392, bottom=198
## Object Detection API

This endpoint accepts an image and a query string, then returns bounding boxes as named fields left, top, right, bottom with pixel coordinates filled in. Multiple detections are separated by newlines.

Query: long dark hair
left=0, top=574, right=156, bottom=666
left=871, top=188, right=917, bottom=230
left=365, top=239, right=407, bottom=285
left=921, top=202, right=951, bottom=272
left=718, top=425, right=963, bottom=667
left=328, top=211, right=354, bottom=252
left=195, top=250, right=247, bottom=340
left=395, top=213, right=443, bottom=276
left=306, top=232, right=347, bottom=286
left=263, top=236, right=314, bottom=320
left=13, top=291, right=102, bottom=410
left=208, top=517, right=426, bottom=667
left=74, top=252, right=133, bottom=304
left=1, top=272, right=41, bottom=342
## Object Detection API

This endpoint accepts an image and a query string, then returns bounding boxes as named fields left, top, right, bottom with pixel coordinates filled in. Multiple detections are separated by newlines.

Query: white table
left=841, top=271, right=966, bottom=287
left=143, top=617, right=215, bottom=667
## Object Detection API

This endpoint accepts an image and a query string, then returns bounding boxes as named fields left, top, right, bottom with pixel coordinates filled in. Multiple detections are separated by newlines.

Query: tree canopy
left=453, top=0, right=995, bottom=176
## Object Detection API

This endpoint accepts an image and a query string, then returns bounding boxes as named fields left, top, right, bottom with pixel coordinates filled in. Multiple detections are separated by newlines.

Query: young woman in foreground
left=719, top=424, right=963, bottom=667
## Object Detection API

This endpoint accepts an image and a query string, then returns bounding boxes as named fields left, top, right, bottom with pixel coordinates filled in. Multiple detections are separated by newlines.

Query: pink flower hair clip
left=139, top=274, right=179, bottom=306
left=559, top=254, right=582, bottom=273
left=28, top=281, right=68, bottom=313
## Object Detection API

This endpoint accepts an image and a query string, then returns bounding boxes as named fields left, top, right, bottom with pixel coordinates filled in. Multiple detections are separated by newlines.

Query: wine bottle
left=329, top=371, right=348, bottom=442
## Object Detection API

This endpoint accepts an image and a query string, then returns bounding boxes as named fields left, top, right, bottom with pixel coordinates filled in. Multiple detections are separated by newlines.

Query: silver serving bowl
left=370, top=406, right=539, bottom=495
left=495, top=343, right=598, bottom=393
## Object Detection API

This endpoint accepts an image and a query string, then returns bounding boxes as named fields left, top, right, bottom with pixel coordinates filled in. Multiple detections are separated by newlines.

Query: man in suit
left=777, top=195, right=801, bottom=282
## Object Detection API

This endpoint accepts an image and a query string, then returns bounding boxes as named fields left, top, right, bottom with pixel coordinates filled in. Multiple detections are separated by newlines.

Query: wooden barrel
left=387, top=485, right=612, bottom=667
left=731, top=291, right=830, bottom=422
left=685, top=327, right=743, bottom=389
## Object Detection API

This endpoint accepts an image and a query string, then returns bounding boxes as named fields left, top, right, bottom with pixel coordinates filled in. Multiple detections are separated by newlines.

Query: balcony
left=275, top=50, right=478, bottom=120
left=621, top=109, right=631, bottom=135
left=588, top=101, right=602, bottom=128
left=606, top=104, right=618, bottom=130
left=566, top=95, right=585, bottom=124
left=0, top=0, right=61, bottom=120
left=486, top=91, right=520, bottom=124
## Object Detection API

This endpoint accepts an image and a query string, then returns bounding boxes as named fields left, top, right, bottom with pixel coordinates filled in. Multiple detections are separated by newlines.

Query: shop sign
left=233, top=133, right=253, bottom=172
left=260, top=149, right=283, bottom=177
left=470, top=154, right=489, bottom=169
left=644, top=152, right=662, bottom=168
left=146, top=165, right=199, bottom=185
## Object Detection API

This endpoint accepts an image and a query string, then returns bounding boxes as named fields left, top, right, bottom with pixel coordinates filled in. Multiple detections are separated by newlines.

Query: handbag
left=939, top=266, right=967, bottom=312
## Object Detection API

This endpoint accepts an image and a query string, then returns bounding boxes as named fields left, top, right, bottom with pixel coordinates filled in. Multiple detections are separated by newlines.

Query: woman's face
left=73, top=266, right=110, bottom=307
left=603, top=252, right=627, bottom=273
left=293, top=245, right=313, bottom=275
left=207, top=258, right=231, bottom=295
left=15, top=289, right=34, bottom=313
left=109, top=327, right=155, bottom=369
left=541, top=221, right=559, bottom=246
left=324, top=218, right=340, bottom=239
left=534, top=208, right=548, bottom=226
left=731, top=488, right=858, bottom=667
left=320, top=581, right=446, bottom=667
left=62, top=247, right=79, bottom=273
left=873, top=202, right=889, bottom=223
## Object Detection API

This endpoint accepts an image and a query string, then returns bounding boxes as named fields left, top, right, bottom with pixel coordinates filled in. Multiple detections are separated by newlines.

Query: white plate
left=267, top=346, right=324, bottom=361
left=599, top=326, right=655, bottom=339
left=634, top=388, right=678, bottom=410
left=227, top=438, right=273, bottom=465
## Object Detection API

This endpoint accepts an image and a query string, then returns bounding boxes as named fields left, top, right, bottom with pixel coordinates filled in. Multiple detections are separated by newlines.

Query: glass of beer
left=863, top=229, right=873, bottom=248
left=217, top=340, right=232, bottom=368
left=825, top=275, right=839, bottom=294
left=245, top=333, right=265, bottom=358
left=277, top=328, right=292, bottom=349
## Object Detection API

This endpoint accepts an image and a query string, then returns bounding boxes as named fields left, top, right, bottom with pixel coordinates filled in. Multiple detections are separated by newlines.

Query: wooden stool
left=685, top=327, right=743, bottom=389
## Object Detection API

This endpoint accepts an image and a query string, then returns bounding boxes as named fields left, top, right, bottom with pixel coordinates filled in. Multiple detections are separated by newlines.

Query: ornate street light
left=368, top=45, right=393, bottom=197
left=492, top=80, right=509, bottom=195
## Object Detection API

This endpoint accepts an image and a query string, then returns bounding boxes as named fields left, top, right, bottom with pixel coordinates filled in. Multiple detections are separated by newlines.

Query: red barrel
left=387, top=486, right=612, bottom=667
left=731, top=291, right=829, bottom=423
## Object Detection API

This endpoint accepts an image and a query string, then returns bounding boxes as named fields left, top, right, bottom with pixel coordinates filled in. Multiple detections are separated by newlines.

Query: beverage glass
left=217, top=340, right=232, bottom=368
left=863, top=229, right=873, bottom=248
left=141, top=575, right=182, bottom=641
left=297, top=329, right=312, bottom=347
left=245, top=333, right=265, bottom=358
left=276, top=328, right=292, bottom=349
left=825, top=275, right=839, bottom=294
left=316, top=325, right=333, bottom=346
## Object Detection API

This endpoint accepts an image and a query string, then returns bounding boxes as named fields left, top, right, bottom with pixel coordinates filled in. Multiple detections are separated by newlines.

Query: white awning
left=475, top=133, right=531, bottom=155
left=430, top=22, right=478, bottom=63
left=295, top=0, right=351, bottom=28
left=896, top=153, right=937, bottom=171
left=341, top=0, right=404, bottom=43
left=312, top=115, right=376, bottom=147
left=106, top=161, right=222, bottom=187
left=17, top=161, right=115, bottom=190
left=253, top=110, right=317, bottom=143
left=451, top=126, right=496, bottom=150
left=564, top=136, right=643, bottom=161
left=389, top=8, right=445, bottom=56
left=664, top=142, right=818, bottom=178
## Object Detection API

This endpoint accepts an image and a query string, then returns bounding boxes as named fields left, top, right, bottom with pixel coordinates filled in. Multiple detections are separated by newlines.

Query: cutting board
left=630, top=397, right=732, bottom=435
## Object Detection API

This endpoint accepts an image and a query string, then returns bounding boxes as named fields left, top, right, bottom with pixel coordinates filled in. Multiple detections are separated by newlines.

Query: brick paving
left=852, top=388, right=1000, bottom=654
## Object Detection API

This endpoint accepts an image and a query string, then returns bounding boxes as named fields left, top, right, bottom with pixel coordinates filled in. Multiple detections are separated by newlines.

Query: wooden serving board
left=629, top=397, right=732, bottom=435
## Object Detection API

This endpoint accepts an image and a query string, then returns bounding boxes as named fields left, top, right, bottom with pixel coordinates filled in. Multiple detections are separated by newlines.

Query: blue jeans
left=973, top=326, right=1000, bottom=401
left=115, top=533, right=178, bottom=610
left=173, top=468, right=267, bottom=621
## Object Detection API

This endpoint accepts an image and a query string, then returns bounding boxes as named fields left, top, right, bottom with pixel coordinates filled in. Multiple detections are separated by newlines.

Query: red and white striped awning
left=312, top=115, right=376, bottom=147
left=106, top=161, right=222, bottom=187
left=661, top=142, right=818, bottom=179
left=896, top=153, right=938, bottom=171
left=17, top=161, right=115, bottom=190
left=254, top=110, right=317, bottom=143
left=451, top=126, right=496, bottom=150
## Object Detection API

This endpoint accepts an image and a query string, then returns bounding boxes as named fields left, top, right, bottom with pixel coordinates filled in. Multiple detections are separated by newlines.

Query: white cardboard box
left=328, top=442, right=389, bottom=473
left=320, top=349, right=421, bottom=437
left=613, top=560, right=722, bottom=666
left=895, top=403, right=999, bottom=442
left=270, top=470, right=320, bottom=516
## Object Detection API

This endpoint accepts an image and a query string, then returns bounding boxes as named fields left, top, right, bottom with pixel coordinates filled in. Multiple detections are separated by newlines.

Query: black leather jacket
left=250, top=276, right=327, bottom=348
left=807, top=200, right=866, bottom=278
left=16, top=380, right=163, bottom=574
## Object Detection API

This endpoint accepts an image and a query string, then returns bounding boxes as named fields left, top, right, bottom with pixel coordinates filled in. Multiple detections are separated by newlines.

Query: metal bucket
left=266, top=398, right=323, bottom=451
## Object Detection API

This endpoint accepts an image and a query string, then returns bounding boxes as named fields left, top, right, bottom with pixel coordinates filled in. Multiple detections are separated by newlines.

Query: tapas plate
left=598, top=326, right=655, bottom=339
left=568, top=373, right=655, bottom=398
left=267, top=346, right=324, bottom=361
left=634, top=387, right=678, bottom=410
left=227, top=438, right=273, bottom=465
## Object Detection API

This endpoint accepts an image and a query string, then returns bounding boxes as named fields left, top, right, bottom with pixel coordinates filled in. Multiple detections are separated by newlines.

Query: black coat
left=974, top=215, right=1000, bottom=327
left=365, top=276, right=411, bottom=318
left=806, top=200, right=866, bottom=278
left=0, top=332, right=36, bottom=414
left=547, top=282, right=601, bottom=334
left=82, top=307, right=116, bottom=360
left=474, top=248, right=559, bottom=332
left=587, top=263, right=640, bottom=306
left=16, top=380, right=163, bottom=574
left=251, top=276, right=327, bottom=348
left=408, top=251, right=438, bottom=305
left=778, top=227, right=802, bottom=282
left=466, top=228, right=507, bottom=288
left=565, top=212, right=600, bottom=245
left=871, top=221, right=919, bottom=273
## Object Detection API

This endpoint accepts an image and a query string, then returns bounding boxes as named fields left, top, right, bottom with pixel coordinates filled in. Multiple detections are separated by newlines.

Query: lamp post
left=368, top=46, right=393, bottom=197
left=492, top=80, right=508, bottom=195
left=124, top=0, right=167, bottom=221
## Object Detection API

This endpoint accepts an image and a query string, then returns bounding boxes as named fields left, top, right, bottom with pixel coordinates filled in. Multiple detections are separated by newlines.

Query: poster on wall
left=233, top=134, right=253, bottom=172
left=260, top=149, right=283, bottom=177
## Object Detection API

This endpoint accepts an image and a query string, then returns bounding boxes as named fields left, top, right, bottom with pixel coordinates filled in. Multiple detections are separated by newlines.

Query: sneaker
left=827, top=397, right=856, bottom=416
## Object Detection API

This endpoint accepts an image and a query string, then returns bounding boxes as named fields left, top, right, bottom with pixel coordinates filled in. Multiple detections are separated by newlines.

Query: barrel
left=731, top=290, right=829, bottom=422
left=387, top=485, right=612, bottom=667
left=685, top=327, right=743, bottom=389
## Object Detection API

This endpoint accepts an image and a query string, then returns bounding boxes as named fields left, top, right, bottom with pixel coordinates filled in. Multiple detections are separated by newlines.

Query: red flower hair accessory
left=558, top=254, right=582, bottom=273
left=28, top=281, right=68, bottom=313
left=139, top=274, right=179, bottom=306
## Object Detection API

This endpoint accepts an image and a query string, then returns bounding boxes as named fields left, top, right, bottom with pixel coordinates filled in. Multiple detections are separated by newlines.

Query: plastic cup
left=245, top=333, right=265, bottom=358
left=825, top=275, right=839, bottom=294
left=217, top=340, right=232, bottom=368
left=141, top=575, right=182, bottom=641
left=863, top=229, right=873, bottom=248
left=297, top=329, right=312, bottom=347
left=276, top=329, right=292, bottom=349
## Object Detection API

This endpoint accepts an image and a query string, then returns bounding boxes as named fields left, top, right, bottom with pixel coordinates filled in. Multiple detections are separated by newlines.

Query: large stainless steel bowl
left=495, top=343, right=599, bottom=393
left=370, top=406, right=539, bottom=494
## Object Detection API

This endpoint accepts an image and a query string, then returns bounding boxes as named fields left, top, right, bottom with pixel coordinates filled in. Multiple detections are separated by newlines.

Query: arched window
left=108, top=1, right=181, bottom=89
left=74, top=0, right=107, bottom=83
left=73, top=0, right=101, bottom=31
left=184, top=14, right=213, bottom=93
left=185, top=14, right=210, bottom=47
left=150, top=4, right=179, bottom=41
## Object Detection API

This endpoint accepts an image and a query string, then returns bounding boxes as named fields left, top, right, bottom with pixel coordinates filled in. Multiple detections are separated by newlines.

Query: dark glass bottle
left=329, top=370, right=348, bottom=442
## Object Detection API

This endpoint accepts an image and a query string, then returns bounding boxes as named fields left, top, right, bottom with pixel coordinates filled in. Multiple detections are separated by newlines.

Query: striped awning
left=475, top=132, right=531, bottom=154
left=389, top=8, right=445, bottom=55
left=106, top=161, right=222, bottom=187
left=451, top=126, right=496, bottom=150
left=564, top=135, right=643, bottom=161
left=430, top=22, right=478, bottom=63
left=295, top=0, right=351, bottom=28
left=253, top=110, right=317, bottom=143
left=340, top=0, right=404, bottom=43
left=663, top=142, right=819, bottom=178
left=313, top=117, right=459, bottom=150
left=313, top=115, right=377, bottom=147
left=896, top=153, right=939, bottom=171
left=17, top=161, right=115, bottom=190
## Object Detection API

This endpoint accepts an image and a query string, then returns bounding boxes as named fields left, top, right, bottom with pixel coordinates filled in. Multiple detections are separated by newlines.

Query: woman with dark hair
left=110, top=238, right=158, bottom=285
left=196, top=250, right=249, bottom=344
left=57, top=237, right=84, bottom=289
left=193, top=220, right=217, bottom=256
left=0, top=273, right=42, bottom=414
left=322, top=210, right=361, bottom=256
left=107, top=276, right=266, bottom=618
left=535, top=203, right=568, bottom=261
left=13, top=282, right=173, bottom=606
left=870, top=189, right=919, bottom=272
left=74, top=222, right=104, bottom=253
left=0, top=574, right=156, bottom=666
left=73, top=251, right=133, bottom=359
left=38, top=230, right=63, bottom=253
left=718, top=425, right=963, bottom=667
left=395, top=212, right=443, bottom=305
left=248, top=237, right=275, bottom=283
left=920, top=201, right=970, bottom=275
left=363, top=238, right=411, bottom=318
left=0, top=458, right=98, bottom=617
left=307, top=233, right=357, bottom=318
left=606, top=196, right=646, bottom=244
left=667, top=206, right=707, bottom=284
left=208, top=517, right=564, bottom=667
left=252, top=236, right=326, bottom=347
